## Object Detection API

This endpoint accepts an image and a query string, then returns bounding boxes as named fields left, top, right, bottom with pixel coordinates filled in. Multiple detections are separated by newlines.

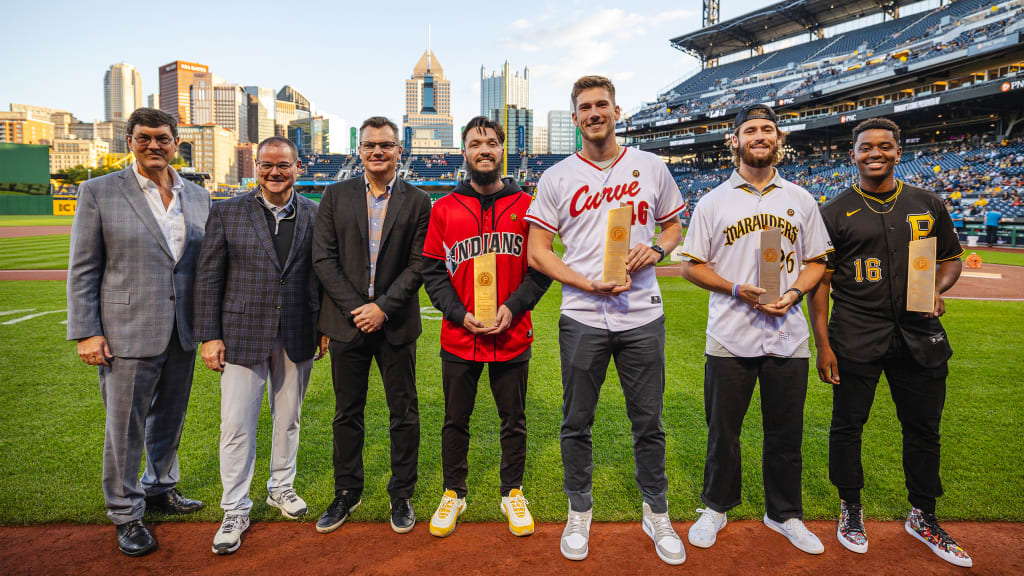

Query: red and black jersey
left=423, top=178, right=551, bottom=362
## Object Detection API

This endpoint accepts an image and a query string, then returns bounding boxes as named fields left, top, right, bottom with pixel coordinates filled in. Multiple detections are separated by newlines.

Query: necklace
left=854, top=181, right=901, bottom=215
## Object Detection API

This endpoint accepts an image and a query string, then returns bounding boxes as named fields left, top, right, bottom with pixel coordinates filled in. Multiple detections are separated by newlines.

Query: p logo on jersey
left=907, top=213, right=934, bottom=241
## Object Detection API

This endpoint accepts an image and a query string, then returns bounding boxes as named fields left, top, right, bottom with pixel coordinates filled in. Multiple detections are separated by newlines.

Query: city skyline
left=0, top=1, right=786, bottom=134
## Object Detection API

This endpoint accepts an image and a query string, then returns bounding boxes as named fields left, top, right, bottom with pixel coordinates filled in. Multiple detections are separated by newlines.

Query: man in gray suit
left=194, top=136, right=327, bottom=555
left=67, top=108, right=210, bottom=557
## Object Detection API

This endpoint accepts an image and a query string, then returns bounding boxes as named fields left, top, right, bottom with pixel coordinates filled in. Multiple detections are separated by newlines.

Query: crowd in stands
left=625, top=0, right=1024, bottom=127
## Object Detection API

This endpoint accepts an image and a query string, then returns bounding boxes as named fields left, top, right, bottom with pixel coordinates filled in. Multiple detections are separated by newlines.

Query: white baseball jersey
left=680, top=169, right=832, bottom=357
left=526, top=147, right=684, bottom=331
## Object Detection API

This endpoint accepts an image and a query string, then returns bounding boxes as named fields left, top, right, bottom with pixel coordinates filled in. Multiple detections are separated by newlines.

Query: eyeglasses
left=360, top=141, right=399, bottom=152
left=257, top=162, right=296, bottom=172
left=132, top=134, right=174, bottom=146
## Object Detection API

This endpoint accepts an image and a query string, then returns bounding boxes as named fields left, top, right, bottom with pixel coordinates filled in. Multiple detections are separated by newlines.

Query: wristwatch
left=784, top=287, right=804, bottom=303
left=651, top=244, right=666, bottom=262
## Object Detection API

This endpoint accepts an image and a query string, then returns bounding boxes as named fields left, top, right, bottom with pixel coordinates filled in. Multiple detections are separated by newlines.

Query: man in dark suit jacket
left=67, top=108, right=209, bottom=557
left=194, top=137, right=327, bottom=555
left=313, top=116, right=431, bottom=535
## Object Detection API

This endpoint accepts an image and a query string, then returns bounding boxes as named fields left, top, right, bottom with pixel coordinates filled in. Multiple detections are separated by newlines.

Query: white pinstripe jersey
left=525, top=147, right=684, bottom=331
left=680, top=169, right=832, bottom=357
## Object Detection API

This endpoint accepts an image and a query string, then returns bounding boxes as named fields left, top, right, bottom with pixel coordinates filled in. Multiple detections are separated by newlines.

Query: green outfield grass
left=0, top=215, right=74, bottom=227
left=0, top=235, right=71, bottom=269
left=1, top=279, right=1021, bottom=526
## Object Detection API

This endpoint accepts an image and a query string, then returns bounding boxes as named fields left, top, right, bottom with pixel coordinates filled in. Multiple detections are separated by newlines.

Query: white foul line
left=0, top=309, right=36, bottom=316
left=2, top=309, right=66, bottom=325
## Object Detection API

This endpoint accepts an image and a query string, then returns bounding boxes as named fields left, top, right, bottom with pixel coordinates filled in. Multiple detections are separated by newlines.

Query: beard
left=740, top=140, right=779, bottom=168
left=469, top=159, right=502, bottom=186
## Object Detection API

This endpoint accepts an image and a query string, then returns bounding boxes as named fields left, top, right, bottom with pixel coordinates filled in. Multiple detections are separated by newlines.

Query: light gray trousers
left=219, top=337, right=312, bottom=513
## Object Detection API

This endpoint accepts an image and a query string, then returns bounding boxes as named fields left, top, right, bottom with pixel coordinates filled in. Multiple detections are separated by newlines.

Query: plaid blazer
left=66, top=166, right=210, bottom=356
left=193, top=189, right=320, bottom=366
left=313, top=176, right=431, bottom=346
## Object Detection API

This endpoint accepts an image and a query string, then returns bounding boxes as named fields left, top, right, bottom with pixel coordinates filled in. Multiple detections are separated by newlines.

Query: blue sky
left=2, top=0, right=774, bottom=131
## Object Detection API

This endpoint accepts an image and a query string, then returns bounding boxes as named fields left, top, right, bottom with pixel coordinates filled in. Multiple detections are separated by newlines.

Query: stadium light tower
left=703, top=0, right=720, bottom=68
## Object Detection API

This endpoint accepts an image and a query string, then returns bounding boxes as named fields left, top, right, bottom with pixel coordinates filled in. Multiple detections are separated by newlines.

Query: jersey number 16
left=853, top=258, right=882, bottom=283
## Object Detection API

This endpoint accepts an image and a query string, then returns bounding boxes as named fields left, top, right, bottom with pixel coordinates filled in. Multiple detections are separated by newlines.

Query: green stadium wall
left=0, top=143, right=50, bottom=195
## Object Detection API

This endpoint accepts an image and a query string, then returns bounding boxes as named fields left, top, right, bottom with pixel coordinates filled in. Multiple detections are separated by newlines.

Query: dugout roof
left=672, top=0, right=913, bottom=61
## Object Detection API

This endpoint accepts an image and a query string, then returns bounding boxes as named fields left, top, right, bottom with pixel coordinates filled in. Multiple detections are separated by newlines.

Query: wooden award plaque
left=907, top=236, right=937, bottom=313
left=758, top=228, right=782, bottom=305
left=603, top=206, right=633, bottom=285
left=473, top=252, right=497, bottom=326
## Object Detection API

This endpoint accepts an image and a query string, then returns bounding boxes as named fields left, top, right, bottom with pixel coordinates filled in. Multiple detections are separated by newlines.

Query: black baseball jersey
left=821, top=181, right=964, bottom=367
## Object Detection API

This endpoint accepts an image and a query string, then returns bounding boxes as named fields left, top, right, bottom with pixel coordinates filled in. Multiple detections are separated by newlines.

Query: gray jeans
left=558, top=315, right=668, bottom=513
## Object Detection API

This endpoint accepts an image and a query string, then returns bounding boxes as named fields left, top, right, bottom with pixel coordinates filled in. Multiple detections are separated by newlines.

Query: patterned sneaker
left=429, top=490, right=466, bottom=538
left=764, top=515, right=825, bottom=555
left=642, top=502, right=686, bottom=565
left=560, top=504, right=593, bottom=561
left=837, top=500, right=868, bottom=554
left=905, top=508, right=972, bottom=567
left=500, top=488, right=535, bottom=536
left=267, top=488, right=308, bottom=519
left=688, top=507, right=727, bottom=549
left=212, top=513, right=249, bottom=555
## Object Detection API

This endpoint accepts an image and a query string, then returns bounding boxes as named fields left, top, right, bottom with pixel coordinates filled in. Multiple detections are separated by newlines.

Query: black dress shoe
left=145, top=488, right=205, bottom=515
left=316, top=490, right=362, bottom=534
left=116, top=519, right=157, bottom=557
left=390, top=498, right=415, bottom=534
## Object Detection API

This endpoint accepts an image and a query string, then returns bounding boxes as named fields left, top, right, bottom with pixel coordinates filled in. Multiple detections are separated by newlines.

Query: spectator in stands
left=951, top=206, right=965, bottom=239
left=984, top=205, right=1003, bottom=246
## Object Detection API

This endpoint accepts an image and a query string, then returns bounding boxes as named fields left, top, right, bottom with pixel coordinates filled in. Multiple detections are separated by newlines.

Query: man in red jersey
left=422, top=116, right=551, bottom=539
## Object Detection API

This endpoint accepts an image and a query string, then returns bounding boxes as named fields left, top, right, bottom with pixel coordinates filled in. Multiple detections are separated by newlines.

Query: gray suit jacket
left=193, top=189, right=320, bottom=366
left=66, top=166, right=211, bottom=357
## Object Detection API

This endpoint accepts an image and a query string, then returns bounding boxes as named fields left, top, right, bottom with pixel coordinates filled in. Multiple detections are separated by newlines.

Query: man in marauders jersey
left=526, top=75, right=686, bottom=565
left=808, top=117, right=971, bottom=567
left=679, top=103, right=831, bottom=556
left=422, top=116, right=551, bottom=539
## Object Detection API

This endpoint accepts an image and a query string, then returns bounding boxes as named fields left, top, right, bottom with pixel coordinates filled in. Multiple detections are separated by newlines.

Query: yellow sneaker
left=500, top=488, right=535, bottom=536
left=429, top=490, right=466, bottom=538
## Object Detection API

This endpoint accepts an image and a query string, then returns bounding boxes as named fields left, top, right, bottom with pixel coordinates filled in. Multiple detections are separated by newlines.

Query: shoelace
left=437, top=496, right=456, bottom=519
left=222, top=515, right=245, bottom=533
left=648, top=511, right=677, bottom=541
left=567, top=511, right=589, bottom=535
left=693, top=508, right=722, bottom=532
left=509, top=494, right=529, bottom=517
left=279, top=489, right=299, bottom=504
left=842, top=504, right=865, bottom=534
left=782, top=517, right=813, bottom=538
left=920, top=513, right=956, bottom=546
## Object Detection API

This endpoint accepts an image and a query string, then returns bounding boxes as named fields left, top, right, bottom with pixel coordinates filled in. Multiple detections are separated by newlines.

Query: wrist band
left=731, top=284, right=740, bottom=299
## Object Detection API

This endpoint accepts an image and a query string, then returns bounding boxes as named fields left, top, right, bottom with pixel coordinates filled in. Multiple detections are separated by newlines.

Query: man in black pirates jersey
left=808, top=117, right=971, bottom=567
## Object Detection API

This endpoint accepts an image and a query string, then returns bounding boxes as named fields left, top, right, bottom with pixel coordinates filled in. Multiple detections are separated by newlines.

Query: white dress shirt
left=132, top=162, right=186, bottom=261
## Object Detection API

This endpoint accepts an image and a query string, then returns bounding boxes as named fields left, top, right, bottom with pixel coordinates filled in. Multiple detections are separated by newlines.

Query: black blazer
left=313, top=176, right=431, bottom=346
left=194, top=189, right=320, bottom=366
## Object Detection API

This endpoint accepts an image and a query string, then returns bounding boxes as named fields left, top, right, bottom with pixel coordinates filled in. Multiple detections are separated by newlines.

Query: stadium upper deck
left=621, top=0, right=1024, bottom=152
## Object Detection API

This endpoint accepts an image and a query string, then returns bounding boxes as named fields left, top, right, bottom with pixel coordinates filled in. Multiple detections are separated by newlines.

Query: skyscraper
left=480, top=62, right=529, bottom=116
left=403, top=47, right=454, bottom=150
left=190, top=72, right=215, bottom=125
left=158, top=60, right=209, bottom=124
left=548, top=110, right=576, bottom=155
left=245, top=86, right=275, bottom=144
left=104, top=63, right=143, bottom=122
left=214, top=84, right=247, bottom=143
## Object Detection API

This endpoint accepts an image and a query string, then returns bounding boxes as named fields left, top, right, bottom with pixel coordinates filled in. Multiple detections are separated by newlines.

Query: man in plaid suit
left=194, top=136, right=327, bottom=555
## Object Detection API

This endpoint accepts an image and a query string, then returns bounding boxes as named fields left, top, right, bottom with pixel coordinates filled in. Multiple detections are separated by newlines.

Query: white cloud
left=511, top=18, right=530, bottom=30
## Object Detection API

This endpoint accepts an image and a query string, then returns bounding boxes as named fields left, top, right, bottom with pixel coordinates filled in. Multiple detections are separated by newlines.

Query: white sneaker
left=642, top=502, right=686, bottom=565
left=500, top=488, right=535, bottom=536
left=764, top=515, right=825, bottom=555
left=212, top=513, right=249, bottom=555
left=429, top=489, right=466, bottom=538
left=266, top=488, right=307, bottom=519
left=688, top=507, right=727, bottom=548
left=560, top=504, right=593, bottom=561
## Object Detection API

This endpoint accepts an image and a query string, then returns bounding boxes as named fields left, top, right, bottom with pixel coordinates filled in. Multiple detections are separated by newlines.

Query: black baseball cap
left=733, top=104, right=778, bottom=129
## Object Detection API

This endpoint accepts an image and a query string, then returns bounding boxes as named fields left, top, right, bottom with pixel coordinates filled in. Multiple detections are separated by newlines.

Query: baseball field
left=0, top=214, right=1022, bottom=574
